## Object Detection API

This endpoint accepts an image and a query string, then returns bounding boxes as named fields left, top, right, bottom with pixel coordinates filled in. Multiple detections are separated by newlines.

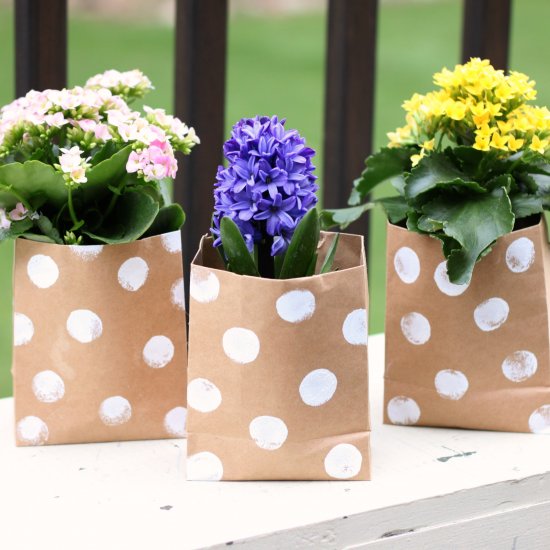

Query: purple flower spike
left=212, top=116, right=318, bottom=255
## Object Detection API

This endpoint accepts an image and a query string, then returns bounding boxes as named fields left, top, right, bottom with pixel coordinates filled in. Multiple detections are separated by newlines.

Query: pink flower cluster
left=0, top=203, right=36, bottom=231
left=127, top=139, right=178, bottom=182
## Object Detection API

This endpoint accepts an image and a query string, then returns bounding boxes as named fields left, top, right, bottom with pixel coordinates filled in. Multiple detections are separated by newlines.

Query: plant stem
left=67, top=186, right=83, bottom=230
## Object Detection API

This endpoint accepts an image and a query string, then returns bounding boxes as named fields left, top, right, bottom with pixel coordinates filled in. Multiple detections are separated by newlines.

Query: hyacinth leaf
left=405, top=153, right=486, bottom=201
left=320, top=233, right=340, bottom=274
left=511, top=193, right=543, bottom=219
left=376, top=196, right=409, bottom=224
left=352, top=147, right=414, bottom=202
left=82, top=187, right=159, bottom=244
left=320, top=203, right=374, bottom=230
left=220, top=216, right=260, bottom=277
left=0, top=161, right=66, bottom=210
left=142, top=204, right=186, bottom=238
left=422, top=187, right=514, bottom=285
left=279, top=208, right=320, bottom=279
left=305, top=252, right=318, bottom=277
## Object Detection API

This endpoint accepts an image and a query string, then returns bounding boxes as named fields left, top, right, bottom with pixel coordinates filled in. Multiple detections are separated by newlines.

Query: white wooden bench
left=1, top=334, right=549, bottom=549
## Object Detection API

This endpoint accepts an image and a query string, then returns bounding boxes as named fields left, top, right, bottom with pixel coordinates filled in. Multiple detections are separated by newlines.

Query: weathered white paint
left=1, top=334, right=550, bottom=549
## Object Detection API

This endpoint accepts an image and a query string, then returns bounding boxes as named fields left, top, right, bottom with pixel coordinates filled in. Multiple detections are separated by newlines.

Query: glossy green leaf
left=320, top=233, right=340, bottom=274
left=82, top=187, right=159, bottom=244
left=320, top=203, right=374, bottom=230
left=0, top=161, right=66, bottom=209
left=279, top=208, right=320, bottom=279
left=405, top=153, right=486, bottom=201
left=510, top=193, right=543, bottom=218
left=220, top=216, right=260, bottom=277
left=422, top=187, right=514, bottom=284
left=353, top=147, right=414, bottom=202
left=376, top=196, right=409, bottom=223
left=142, top=204, right=186, bottom=238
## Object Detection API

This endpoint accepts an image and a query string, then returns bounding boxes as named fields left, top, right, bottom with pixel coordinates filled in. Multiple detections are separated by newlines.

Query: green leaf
left=405, top=152, right=486, bottom=201
left=19, top=233, right=58, bottom=244
left=352, top=147, right=414, bottom=202
left=82, top=187, right=159, bottom=244
left=417, top=215, right=443, bottom=232
left=305, top=252, right=318, bottom=277
left=320, top=203, right=373, bottom=230
left=320, top=233, right=340, bottom=274
left=486, top=174, right=513, bottom=193
left=81, top=145, right=133, bottom=203
left=0, top=161, right=66, bottom=209
left=90, top=141, right=119, bottom=166
left=219, top=216, right=260, bottom=277
left=376, top=195, right=409, bottom=223
left=422, top=187, right=515, bottom=284
left=510, top=193, right=543, bottom=218
left=279, top=208, right=320, bottom=279
left=142, top=204, right=186, bottom=238
left=5, top=218, right=33, bottom=237
left=35, top=214, right=63, bottom=244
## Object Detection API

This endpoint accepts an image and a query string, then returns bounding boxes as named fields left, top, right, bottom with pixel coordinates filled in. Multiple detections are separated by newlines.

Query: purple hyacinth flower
left=212, top=115, right=318, bottom=256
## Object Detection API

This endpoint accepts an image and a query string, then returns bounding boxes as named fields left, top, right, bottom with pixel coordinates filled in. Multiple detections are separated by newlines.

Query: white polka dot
left=117, top=257, right=149, bottom=291
left=188, top=378, right=222, bottom=412
left=223, top=327, right=260, bottom=364
left=342, top=308, right=368, bottom=345
left=276, top=290, right=316, bottom=323
left=171, top=277, right=185, bottom=310
left=387, top=396, right=421, bottom=425
left=400, top=312, right=431, bottom=345
left=299, top=369, right=337, bottom=407
left=161, top=231, right=182, bottom=254
left=529, top=405, right=550, bottom=434
left=16, top=416, right=49, bottom=445
left=143, top=335, right=174, bottom=368
left=249, top=416, right=288, bottom=450
left=66, top=309, right=103, bottom=343
left=434, top=261, right=469, bottom=296
left=32, top=370, right=65, bottom=403
left=324, top=443, right=363, bottom=479
left=474, top=298, right=509, bottom=332
left=506, top=237, right=535, bottom=273
left=13, top=312, right=34, bottom=346
left=502, top=351, right=538, bottom=382
left=69, top=244, right=104, bottom=261
left=27, top=254, right=59, bottom=288
left=394, top=246, right=420, bottom=284
left=164, top=406, right=187, bottom=437
left=190, top=269, right=220, bottom=303
left=99, top=396, right=132, bottom=426
left=187, top=451, right=224, bottom=481
left=434, top=369, right=469, bottom=400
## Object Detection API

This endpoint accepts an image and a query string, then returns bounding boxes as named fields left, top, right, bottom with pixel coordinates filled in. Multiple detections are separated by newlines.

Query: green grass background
left=1, top=0, right=550, bottom=396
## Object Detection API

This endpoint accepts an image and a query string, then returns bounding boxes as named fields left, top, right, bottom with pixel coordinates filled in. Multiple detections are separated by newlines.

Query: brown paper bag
left=13, top=231, right=187, bottom=446
left=384, top=219, right=550, bottom=434
left=186, top=231, right=371, bottom=480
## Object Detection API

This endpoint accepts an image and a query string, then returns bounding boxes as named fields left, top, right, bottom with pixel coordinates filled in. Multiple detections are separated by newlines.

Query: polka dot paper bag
left=385, top=219, right=550, bottom=434
left=186, top=232, right=371, bottom=481
left=13, top=231, right=187, bottom=446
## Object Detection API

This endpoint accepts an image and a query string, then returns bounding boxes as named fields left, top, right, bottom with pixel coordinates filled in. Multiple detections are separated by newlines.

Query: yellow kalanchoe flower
left=530, top=135, right=549, bottom=155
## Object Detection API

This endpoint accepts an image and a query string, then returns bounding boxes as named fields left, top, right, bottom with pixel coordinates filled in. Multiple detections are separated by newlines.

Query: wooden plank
left=174, top=0, right=228, bottom=267
left=462, top=0, right=512, bottom=70
left=322, top=0, right=378, bottom=243
left=15, top=0, right=67, bottom=96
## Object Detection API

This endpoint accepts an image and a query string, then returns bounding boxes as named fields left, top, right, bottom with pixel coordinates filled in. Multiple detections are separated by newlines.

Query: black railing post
left=15, top=0, right=68, bottom=96
left=174, top=0, right=228, bottom=267
left=322, top=0, right=378, bottom=243
left=462, top=0, right=512, bottom=70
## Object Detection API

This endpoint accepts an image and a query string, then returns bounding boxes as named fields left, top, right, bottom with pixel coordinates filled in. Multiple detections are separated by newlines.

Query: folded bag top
left=186, top=231, right=371, bottom=481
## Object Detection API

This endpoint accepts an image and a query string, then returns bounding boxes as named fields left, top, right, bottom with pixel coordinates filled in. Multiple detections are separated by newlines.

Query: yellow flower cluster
left=388, top=58, right=550, bottom=165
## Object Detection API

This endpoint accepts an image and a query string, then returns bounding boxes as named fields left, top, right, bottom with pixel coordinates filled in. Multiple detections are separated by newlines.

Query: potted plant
left=325, top=58, right=550, bottom=434
left=186, top=116, right=370, bottom=480
left=2, top=69, right=199, bottom=445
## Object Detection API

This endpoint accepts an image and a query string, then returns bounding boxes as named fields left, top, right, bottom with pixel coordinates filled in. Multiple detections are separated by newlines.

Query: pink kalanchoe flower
left=94, top=124, right=112, bottom=141
left=126, top=150, right=142, bottom=173
left=78, top=119, right=97, bottom=133
left=0, top=208, right=11, bottom=230
left=44, top=112, right=67, bottom=128
left=9, top=202, right=28, bottom=221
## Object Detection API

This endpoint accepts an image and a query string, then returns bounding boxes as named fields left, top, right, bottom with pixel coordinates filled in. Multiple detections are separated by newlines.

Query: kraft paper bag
left=186, top=231, right=371, bottom=481
left=13, top=231, right=187, bottom=446
left=385, top=219, right=550, bottom=434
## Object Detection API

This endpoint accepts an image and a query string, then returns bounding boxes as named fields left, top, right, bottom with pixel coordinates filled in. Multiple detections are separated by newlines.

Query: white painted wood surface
left=1, top=334, right=550, bottom=550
